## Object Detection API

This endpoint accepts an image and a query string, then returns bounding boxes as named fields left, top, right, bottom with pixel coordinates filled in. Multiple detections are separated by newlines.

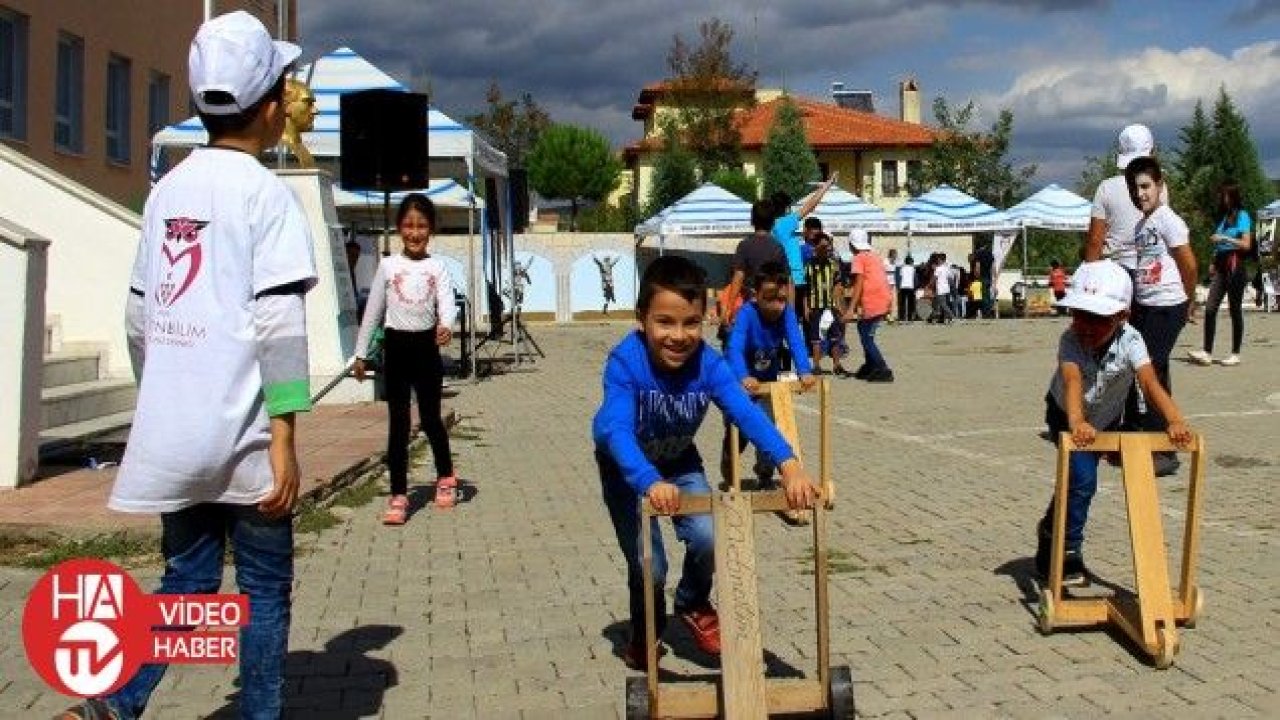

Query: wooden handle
left=1058, top=431, right=1201, bottom=454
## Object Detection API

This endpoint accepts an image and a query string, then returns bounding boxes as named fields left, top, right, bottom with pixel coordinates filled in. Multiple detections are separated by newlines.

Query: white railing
left=0, top=219, right=50, bottom=488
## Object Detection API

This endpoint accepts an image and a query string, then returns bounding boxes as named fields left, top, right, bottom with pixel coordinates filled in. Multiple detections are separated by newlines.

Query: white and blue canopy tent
left=634, top=182, right=753, bottom=249
left=894, top=184, right=1018, bottom=234
left=149, top=47, right=514, bottom=375
left=1005, top=183, right=1092, bottom=270
left=793, top=185, right=905, bottom=233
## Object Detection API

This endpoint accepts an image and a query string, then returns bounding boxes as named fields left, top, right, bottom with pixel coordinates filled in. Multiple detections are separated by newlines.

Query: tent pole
left=466, top=176, right=477, bottom=382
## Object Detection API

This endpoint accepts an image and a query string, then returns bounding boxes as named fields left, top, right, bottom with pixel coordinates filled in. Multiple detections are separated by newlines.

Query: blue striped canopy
left=635, top=183, right=752, bottom=236
left=332, top=178, right=481, bottom=210
left=795, top=185, right=904, bottom=232
left=1006, top=184, right=1092, bottom=231
left=150, top=47, right=505, bottom=177
left=1260, top=199, right=1280, bottom=220
left=895, top=185, right=1017, bottom=232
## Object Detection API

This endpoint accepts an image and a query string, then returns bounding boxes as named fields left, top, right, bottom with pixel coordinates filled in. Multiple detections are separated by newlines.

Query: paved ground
left=2, top=312, right=1279, bottom=718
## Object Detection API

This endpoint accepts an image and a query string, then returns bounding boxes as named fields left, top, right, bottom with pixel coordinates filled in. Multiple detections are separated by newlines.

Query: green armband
left=264, top=379, right=312, bottom=416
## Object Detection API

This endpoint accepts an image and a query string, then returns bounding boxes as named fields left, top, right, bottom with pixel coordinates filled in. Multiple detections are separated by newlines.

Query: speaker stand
left=509, top=305, right=545, bottom=360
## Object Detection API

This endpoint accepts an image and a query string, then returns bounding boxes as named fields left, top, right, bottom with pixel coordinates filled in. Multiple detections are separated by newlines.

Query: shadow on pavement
left=207, top=624, right=402, bottom=719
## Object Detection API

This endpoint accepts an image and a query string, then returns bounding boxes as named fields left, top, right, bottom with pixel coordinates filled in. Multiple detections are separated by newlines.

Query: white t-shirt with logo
left=1132, top=205, right=1189, bottom=307
left=354, top=253, right=457, bottom=356
left=1092, top=175, right=1168, bottom=269
left=111, top=147, right=317, bottom=513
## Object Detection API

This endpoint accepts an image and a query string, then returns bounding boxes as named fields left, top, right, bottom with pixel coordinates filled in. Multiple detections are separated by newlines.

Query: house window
left=147, top=71, right=169, bottom=137
left=880, top=160, right=899, bottom=196
left=105, top=54, right=131, bottom=164
left=0, top=7, right=28, bottom=140
left=54, top=32, right=84, bottom=152
left=818, top=162, right=830, bottom=181
left=906, top=160, right=922, bottom=191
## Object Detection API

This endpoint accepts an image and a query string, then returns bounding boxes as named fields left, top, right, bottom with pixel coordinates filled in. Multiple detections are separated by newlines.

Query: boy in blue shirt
left=593, top=255, right=819, bottom=670
left=721, top=262, right=816, bottom=487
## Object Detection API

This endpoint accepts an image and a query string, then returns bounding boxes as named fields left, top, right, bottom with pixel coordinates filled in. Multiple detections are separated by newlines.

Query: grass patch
left=294, top=504, right=340, bottom=534
left=797, top=549, right=885, bottom=576
left=0, top=532, right=159, bottom=570
left=328, top=476, right=382, bottom=509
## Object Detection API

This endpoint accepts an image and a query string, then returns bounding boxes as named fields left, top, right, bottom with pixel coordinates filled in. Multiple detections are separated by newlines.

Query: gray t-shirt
left=1048, top=323, right=1150, bottom=429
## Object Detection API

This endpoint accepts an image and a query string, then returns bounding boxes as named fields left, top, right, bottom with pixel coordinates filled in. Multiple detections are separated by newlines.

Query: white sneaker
left=1219, top=354, right=1241, bottom=366
left=1186, top=349, right=1213, bottom=366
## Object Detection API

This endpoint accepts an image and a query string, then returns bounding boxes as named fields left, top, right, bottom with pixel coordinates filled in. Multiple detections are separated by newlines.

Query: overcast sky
left=299, top=0, right=1280, bottom=192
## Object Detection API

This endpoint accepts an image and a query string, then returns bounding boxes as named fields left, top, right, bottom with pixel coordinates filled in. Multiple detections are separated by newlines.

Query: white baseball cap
left=1116, top=123, right=1154, bottom=169
left=189, top=11, right=301, bottom=116
left=848, top=228, right=872, bottom=251
left=1056, top=260, right=1132, bottom=315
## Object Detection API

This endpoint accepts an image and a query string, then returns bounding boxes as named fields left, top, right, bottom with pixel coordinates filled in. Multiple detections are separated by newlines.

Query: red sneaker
left=435, top=475, right=458, bottom=508
left=677, top=605, right=721, bottom=655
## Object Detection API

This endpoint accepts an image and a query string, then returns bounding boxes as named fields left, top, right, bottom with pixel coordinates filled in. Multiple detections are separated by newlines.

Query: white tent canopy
left=635, top=183, right=752, bottom=237
left=895, top=185, right=1018, bottom=233
left=1006, top=184, right=1092, bottom=231
left=331, top=178, right=481, bottom=211
left=795, top=185, right=905, bottom=232
left=1260, top=199, right=1280, bottom=220
left=150, top=47, right=507, bottom=178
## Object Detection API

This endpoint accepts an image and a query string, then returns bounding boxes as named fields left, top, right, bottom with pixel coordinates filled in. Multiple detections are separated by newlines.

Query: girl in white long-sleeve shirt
left=354, top=194, right=458, bottom=523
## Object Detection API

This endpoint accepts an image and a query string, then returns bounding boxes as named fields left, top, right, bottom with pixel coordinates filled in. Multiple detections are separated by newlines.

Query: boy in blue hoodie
left=721, top=262, right=816, bottom=487
left=593, top=255, right=819, bottom=670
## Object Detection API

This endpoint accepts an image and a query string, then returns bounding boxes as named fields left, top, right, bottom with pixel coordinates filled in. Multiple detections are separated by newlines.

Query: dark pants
left=897, top=288, right=916, bottom=321
left=384, top=328, right=453, bottom=494
left=1125, top=301, right=1187, bottom=432
left=1203, top=255, right=1247, bottom=355
left=104, top=504, right=293, bottom=720
left=1039, top=398, right=1120, bottom=552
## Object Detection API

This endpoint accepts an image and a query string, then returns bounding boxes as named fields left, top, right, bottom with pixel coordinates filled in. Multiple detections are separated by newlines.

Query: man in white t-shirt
left=884, top=248, right=900, bottom=323
left=66, top=12, right=315, bottom=720
left=1083, top=124, right=1169, bottom=269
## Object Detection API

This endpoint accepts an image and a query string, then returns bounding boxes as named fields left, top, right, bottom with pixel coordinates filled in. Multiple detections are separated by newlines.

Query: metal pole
left=204, top=0, right=214, bottom=22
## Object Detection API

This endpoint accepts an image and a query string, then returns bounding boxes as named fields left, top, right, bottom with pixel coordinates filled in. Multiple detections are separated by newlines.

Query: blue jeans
left=1041, top=397, right=1117, bottom=552
left=856, top=315, right=889, bottom=371
left=104, top=503, right=293, bottom=720
left=597, top=451, right=715, bottom=643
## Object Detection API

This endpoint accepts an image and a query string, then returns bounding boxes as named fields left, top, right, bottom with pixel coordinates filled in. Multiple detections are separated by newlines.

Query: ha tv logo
left=22, top=559, right=248, bottom=697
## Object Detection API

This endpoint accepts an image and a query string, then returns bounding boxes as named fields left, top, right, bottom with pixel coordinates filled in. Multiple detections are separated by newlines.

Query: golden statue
left=282, top=78, right=317, bottom=168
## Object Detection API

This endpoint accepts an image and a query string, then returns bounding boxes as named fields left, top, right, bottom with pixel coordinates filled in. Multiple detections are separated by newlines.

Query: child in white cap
left=62, top=11, right=311, bottom=720
left=1033, top=260, right=1193, bottom=586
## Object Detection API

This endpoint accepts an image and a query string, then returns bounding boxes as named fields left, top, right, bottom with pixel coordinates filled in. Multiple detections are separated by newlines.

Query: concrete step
left=42, top=351, right=102, bottom=389
left=39, top=410, right=134, bottom=447
left=40, top=378, right=136, bottom=431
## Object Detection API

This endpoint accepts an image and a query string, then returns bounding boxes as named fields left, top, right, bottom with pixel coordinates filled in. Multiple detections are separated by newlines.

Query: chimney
left=831, top=82, right=874, bottom=113
left=900, top=78, right=921, bottom=124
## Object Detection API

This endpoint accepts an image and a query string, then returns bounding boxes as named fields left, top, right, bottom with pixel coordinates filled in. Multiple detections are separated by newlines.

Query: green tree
left=577, top=200, right=642, bottom=233
left=466, top=82, right=552, bottom=169
left=912, top=98, right=1035, bottom=208
left=665, top=18, right=755, bottom=177
left=1076, top=151, right=1118, bottom=200
left=525, top=124, right=621, bottom=230
left=645, top=119, right=698, bottom=216
left=710, top=167, right=758, bottom=201
left=760, top=96, right=819, bottom=202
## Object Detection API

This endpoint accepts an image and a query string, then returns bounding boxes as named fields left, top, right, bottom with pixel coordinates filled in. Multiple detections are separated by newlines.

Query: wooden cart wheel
left=624, top=676, right=651, bottom=720
left=1154, top=626, right=1178, bottom=669
left=827, top=665, right=856, bottom=719
left=1185, top=586, right=1204, bottom=628
left=1037, top=594, right=1055, bottom=635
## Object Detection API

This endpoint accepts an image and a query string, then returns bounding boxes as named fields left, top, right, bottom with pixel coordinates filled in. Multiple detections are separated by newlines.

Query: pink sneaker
left=435, top=475, right=458, bottom=508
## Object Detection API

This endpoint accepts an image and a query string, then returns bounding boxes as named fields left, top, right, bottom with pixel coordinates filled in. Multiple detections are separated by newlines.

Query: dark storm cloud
left=1229, top=0, right=1280, bottom=23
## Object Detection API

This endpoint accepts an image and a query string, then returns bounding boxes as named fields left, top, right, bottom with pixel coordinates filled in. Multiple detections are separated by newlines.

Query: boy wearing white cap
left=63, top=11, right=313, bottom=720
left=1033, top=261, right=1193, bottom=585
left=1083, top=123, right=1167, bottom=269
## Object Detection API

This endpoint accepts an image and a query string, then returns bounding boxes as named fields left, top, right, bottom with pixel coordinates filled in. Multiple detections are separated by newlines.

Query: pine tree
left=760, top=97, right=819, bottom=202
left=645, top=119, right=698, bottom=216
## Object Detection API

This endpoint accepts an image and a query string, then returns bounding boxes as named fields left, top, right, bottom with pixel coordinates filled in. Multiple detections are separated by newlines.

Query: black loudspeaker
left=340, top=89, right=429, bottom=191
left=510, top=168, right=529, bottom=233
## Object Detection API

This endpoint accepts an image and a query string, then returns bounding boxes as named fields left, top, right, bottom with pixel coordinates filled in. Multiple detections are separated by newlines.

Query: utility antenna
left=752, top=6, right=759, bottom=82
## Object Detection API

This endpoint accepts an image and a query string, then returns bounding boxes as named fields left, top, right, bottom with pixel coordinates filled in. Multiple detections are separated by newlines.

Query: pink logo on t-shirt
left=158, top=218, right=208, bottom=308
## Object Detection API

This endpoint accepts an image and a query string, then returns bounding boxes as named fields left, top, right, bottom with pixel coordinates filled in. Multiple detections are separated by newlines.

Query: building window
left=54, top=32, right=84, bottom=152
left=0, top=7, right=28, bottom=140
left=881, top=160, right=899, bottom=196
left=147, top=71, right=169, bottom=138
left=105, top=54, right=131, bottom=164
left=906, top=159, right=923, bottom=195
left=818, top=162, right=830, bottom=181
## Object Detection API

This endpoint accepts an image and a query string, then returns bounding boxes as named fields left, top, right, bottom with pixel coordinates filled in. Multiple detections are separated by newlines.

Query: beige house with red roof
left=622, top=79, right=939, bottom=212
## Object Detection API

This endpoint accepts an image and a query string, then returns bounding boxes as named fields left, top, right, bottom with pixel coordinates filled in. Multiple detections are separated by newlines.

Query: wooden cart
left=1037, top=431, right=1207, bottom=669
left=625, top=379, right=853, bottom=719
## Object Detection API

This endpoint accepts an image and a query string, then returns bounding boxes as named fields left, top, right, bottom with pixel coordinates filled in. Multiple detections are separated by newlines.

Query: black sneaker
left=1061, top=551, right=1089, bottom=587
left=1153, top=452, right=1180, bottom=477
left=852, top=364, right=871, bottom=379
left=866, top=369, right=895, bottom=383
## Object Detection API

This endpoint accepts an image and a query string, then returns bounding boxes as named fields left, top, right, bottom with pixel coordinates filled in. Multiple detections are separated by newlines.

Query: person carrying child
left=61, top=13, right=313, bottom=720
left=593, top=255, right=819, bottom=670
left=721, top=261, right=817, bottom=490
left=354, top=194, right=459, bottom=524
left=1033, top=260, right=1193, bottom=586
